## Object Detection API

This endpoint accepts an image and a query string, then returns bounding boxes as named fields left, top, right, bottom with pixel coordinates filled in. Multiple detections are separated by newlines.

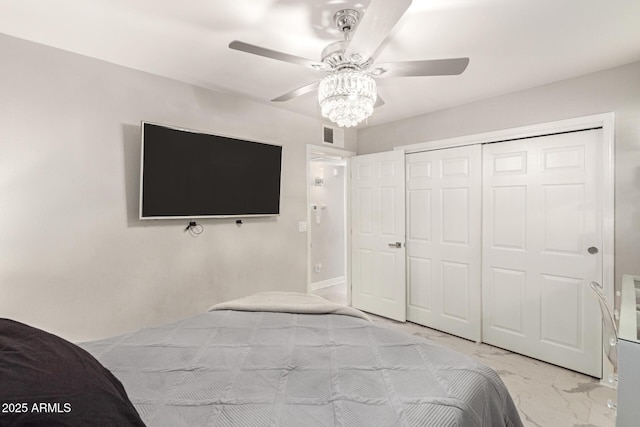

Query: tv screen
left=139, top=122, right=282, bottom=219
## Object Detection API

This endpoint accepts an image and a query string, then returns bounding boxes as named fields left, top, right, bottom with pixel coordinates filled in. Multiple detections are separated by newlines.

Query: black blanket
left=0, top=319, right=144, bottom=426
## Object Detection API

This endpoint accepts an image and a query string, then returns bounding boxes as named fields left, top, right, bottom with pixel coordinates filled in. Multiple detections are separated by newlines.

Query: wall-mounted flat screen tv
left=139, top=122, right=282, bottom=219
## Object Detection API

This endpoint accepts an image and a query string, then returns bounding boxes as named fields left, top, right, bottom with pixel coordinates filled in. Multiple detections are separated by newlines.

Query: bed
left=2, top=292, right=523, bottom=426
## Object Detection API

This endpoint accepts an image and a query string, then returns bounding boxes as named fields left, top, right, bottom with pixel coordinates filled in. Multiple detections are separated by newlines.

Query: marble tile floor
left=313, top=284, right=617, bottom=427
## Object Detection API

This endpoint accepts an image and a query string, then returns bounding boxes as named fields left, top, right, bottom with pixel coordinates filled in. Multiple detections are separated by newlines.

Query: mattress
left=79, top=293, right=522, bottom=426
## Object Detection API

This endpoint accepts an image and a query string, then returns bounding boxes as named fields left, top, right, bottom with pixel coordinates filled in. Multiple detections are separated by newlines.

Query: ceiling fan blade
left=373, top=57, right=470, bottom=78
left=344, top=0, right=412, bottom=63
left=229, top=41, right=326, bottom=70
left=271, top=81, right=320, bottom=102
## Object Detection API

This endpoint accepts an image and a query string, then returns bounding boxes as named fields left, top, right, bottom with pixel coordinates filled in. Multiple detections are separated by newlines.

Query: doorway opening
left=306, top=145, right=354, bottom=306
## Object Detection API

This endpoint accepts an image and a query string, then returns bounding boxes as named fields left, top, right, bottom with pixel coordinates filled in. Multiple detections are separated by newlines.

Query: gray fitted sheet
left=81, top=310, right=523, bottom=426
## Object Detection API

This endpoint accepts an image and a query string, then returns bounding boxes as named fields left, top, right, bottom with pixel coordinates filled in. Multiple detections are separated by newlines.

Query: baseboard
left=310, top=276, right=346, bottom=292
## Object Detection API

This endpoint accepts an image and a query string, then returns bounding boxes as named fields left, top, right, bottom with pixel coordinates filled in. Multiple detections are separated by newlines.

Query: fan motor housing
left=321, top=41, right=349, bottom=67
left=321, top=39, right=372, bottom=70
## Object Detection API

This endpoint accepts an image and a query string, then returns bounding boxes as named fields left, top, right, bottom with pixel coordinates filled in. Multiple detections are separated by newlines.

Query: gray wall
left=309, top=161, right=346, bottom=284
left=358, top=60, right=640, bottom=294
left=0, top=33, right=356, bottom=342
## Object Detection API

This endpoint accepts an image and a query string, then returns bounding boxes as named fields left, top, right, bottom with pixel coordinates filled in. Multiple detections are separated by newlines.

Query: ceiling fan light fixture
left=318, top=70, right=377, bottom=128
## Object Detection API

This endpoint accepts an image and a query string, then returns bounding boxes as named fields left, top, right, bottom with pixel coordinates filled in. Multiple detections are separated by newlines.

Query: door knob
left=388, top=242, right=402, bottom=248
left=588, top=246, right=599, bottom=255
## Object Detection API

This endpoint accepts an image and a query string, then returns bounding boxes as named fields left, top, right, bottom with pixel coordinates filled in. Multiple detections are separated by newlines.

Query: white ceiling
left=1, top=0, right=639, bottom=128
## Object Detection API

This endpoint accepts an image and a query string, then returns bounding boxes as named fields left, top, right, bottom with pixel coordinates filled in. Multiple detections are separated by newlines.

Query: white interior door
left=405, top=145, right=482, bottom=341
left=482, top=129, right=603, bottom=377
left=351, top=150, right=406, bottom=321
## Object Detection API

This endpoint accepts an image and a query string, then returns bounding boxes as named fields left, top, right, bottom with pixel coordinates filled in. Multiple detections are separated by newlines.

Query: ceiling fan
left=229, top=0, right=469, bottom=127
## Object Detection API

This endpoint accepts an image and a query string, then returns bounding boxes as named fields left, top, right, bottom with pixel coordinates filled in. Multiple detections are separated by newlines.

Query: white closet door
left=406, top=145, right=482, bottom=341
left=351, top=150, right=406, bottom=321
left=482, top=130, right=603, bottom=377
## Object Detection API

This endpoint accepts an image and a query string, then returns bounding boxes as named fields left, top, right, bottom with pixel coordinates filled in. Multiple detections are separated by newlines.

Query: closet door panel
left=482, top=130, right=603, bottom=377
left=406, top=145, right=482, bottom=342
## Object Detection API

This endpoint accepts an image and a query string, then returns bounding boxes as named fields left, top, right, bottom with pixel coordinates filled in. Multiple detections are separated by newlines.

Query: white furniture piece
left=590, top=281, right=618, bottom=378
left=616, top=274, right=640, bottom=426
